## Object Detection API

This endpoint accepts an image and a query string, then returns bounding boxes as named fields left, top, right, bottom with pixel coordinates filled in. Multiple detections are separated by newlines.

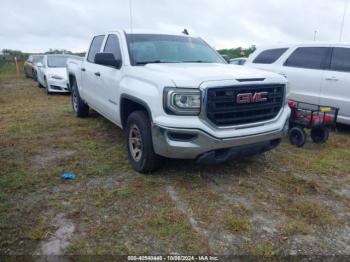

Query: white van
left=245, top=43, right=350, bottom=124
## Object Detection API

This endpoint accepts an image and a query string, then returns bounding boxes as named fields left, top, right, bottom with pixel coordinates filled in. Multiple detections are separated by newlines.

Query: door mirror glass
left=94, top=53, right=122, bottom=69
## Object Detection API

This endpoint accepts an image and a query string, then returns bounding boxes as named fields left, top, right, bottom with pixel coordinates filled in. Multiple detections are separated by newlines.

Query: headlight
left=50, top=75, right=63, bottom=80
left=163, top=87, right=201, bottom=115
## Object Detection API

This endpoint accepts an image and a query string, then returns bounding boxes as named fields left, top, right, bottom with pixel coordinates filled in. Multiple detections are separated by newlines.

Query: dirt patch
left=36, top=213, right=75, bottom=255
left=31, top=149, right=76, bottom=170
left=166, top=186, right=209, bottom=238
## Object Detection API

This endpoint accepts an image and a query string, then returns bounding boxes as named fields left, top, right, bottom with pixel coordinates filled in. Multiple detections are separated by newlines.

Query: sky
left=1, top=0, right=349, bottom=53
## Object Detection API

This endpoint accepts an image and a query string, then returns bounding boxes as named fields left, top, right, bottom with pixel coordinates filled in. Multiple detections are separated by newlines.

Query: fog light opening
left=167, top=132, right=197, bottom=141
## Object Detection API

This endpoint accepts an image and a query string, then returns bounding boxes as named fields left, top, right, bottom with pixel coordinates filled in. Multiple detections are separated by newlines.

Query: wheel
left=289, top=127, right=306, bottom=147
left=71, top=81, right=89, bottom=118
left=33, top=70, right=37, bottom=81
left=45, top=79, right=52, bottom=95
left=311, top=127, right=329, bottom=144
left=38, top=79, right=43, bottom=88
left=126, top=111, right=159, bottom=173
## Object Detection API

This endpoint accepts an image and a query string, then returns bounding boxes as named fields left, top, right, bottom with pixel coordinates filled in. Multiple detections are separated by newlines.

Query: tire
left=71, top=81, right=89, bottom=118
left=38, top=79, right=43, bottom=88
left=126, top=111, right=159, bottom=173
left=45, top=79, right=52, bottom=95
left=311, top=127, right=329, bottom=144
left=289, top=127, right=306, bottom=147
left=33, top=70, right=37, bottom=82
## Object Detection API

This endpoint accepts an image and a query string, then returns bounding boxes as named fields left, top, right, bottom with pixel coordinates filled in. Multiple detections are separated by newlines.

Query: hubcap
left=129, top=124, right=143, bottom=162
left=72, top=90, right=78, bottom=112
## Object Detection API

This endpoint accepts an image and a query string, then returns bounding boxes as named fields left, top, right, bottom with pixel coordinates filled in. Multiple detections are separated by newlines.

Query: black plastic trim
left=120, top=94, right=153, bottom=128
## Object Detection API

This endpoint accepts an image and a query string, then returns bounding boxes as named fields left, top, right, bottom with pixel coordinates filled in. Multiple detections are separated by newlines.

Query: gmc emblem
left=236, top=92, right=268, bottom=104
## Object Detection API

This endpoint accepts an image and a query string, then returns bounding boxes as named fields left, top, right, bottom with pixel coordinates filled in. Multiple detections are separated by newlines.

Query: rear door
left=80, top=35, right=105, bottom=109
left=321, top=47, right=350, bottom=124
left=282, top=46, right=331, bottom=104
left=95, top=33, right=124, bottom=123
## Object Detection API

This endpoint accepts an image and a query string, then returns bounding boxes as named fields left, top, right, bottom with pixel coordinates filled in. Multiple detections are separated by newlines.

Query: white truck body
left=67, top=30, right=290, bottom=172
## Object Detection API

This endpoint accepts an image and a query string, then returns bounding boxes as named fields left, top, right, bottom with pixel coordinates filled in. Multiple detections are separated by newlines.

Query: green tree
left=217, top=46, right=256, bottom=58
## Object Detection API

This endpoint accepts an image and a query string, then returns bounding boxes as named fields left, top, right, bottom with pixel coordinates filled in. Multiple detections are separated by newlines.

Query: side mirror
left=94, top=53, right=122, bottom=69
left=37, top=62, right=43, bottom=67
left=221, top=55, right=230, bottom=63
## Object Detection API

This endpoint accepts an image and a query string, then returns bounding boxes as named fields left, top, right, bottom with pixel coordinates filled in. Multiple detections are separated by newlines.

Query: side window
left=87, top=35, right=105, bottom=63
left=103, top=34, right=122, bottom=61
left=253, top=48, right=288, bottom=64
left=330, top=47, right=350, bottom=73
left=284, top=47, right=331, bottom=70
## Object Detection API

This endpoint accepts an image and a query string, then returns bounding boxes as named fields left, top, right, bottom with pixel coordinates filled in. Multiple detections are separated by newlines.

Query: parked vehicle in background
left=221, top=54, right=230, bottom=63
left=245, top=43, right=350, bottom=125
left=230, top=57, right=247, bottom=65
left=24, top=55, right=44, bottom=80
left=67, top=30, right=290, bottom=173
left=37, top=55, right=81, bottom=94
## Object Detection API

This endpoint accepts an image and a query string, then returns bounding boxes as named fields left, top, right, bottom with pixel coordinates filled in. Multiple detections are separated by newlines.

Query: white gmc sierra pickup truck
left=67, top=31, right=291, bottom=173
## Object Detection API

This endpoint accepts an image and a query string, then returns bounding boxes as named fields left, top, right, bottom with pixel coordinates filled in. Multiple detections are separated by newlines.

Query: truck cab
left=67, top=30, right=290, bottom=173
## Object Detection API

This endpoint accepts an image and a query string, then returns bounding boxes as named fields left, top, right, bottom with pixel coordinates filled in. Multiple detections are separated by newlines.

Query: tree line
left=1, top=45, right=256, bottom=66
left=217, top=46, right=256, bottom=58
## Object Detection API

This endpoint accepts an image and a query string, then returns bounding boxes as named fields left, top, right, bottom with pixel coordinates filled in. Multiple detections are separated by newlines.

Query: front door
left=282, top=46, right=331, bottom=105
left=321, top=47, right=350, bottom=124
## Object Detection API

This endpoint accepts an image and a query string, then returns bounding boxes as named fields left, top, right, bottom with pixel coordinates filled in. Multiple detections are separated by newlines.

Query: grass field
left=0, top=76, right=349, bottom=256
left=0, top=62, right=24, bottom=78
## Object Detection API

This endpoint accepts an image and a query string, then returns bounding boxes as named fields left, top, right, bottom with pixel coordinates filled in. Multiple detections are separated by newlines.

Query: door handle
left=325, top=76, right=339, bottom=81
left=81, top=68, right=86, bottom=72
left=94, top=72, right=101, bottom=77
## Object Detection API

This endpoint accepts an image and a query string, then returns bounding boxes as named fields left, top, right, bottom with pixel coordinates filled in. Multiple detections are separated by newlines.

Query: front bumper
left=47, top=79, right=70, bottom=93
left=152, top=106, right=290, bottom=161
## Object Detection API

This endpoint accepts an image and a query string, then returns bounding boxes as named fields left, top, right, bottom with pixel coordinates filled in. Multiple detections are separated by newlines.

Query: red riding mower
left=288, top=100, right=339, bottom=147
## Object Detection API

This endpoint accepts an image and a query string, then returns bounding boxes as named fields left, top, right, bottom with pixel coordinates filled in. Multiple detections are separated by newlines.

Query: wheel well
left=120, top=97, right=151, bottom=128
left=69, top=74, right=76, bottom=86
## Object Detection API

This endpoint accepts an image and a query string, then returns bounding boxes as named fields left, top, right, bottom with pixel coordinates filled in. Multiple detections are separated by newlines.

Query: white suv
left=245, top=43, right=350, bottom=124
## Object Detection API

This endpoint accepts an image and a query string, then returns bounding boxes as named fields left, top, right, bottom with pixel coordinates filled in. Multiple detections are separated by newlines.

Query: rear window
left=87, top=35, right=105, bottom=63
left=284, top=47, right=331, bottom=70
left=253, top=48, right=288, bottom=64
left=330, top=47, right=350, bottom=72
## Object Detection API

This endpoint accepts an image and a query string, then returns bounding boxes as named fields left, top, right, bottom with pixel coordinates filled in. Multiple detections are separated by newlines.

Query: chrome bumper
left=152, top=120, right=289, bottom=160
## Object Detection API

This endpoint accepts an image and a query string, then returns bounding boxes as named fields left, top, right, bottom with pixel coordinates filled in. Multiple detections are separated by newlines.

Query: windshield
left=32, top=56, right=43, bottom=63
left=126, top=34, right=225, bottom=65
left=47, top=56, right=69, bottom=68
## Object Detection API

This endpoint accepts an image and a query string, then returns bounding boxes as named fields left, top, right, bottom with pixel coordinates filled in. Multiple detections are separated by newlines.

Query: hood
left=142, top=63, right=285, bottom=87
left=46, top=68, right=67, bottom=80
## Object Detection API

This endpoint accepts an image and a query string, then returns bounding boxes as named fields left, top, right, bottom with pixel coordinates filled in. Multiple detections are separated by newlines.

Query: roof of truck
left=106, top=29, right=197, bottom=38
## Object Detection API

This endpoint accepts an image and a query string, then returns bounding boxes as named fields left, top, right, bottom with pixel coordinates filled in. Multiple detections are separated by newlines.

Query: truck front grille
left=206, top=84, right=284, bottom=126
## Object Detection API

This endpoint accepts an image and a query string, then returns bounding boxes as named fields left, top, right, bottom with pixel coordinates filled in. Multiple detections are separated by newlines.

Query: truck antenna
left=182, top=29, right=189, bottom=35
left=339, top=0, right=349, bottom=42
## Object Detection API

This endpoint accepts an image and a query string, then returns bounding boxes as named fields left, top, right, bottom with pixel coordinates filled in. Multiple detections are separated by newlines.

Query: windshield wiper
left=183, top=60, right=211, bottom=63
left=135, top=60, right=181, bottom=65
